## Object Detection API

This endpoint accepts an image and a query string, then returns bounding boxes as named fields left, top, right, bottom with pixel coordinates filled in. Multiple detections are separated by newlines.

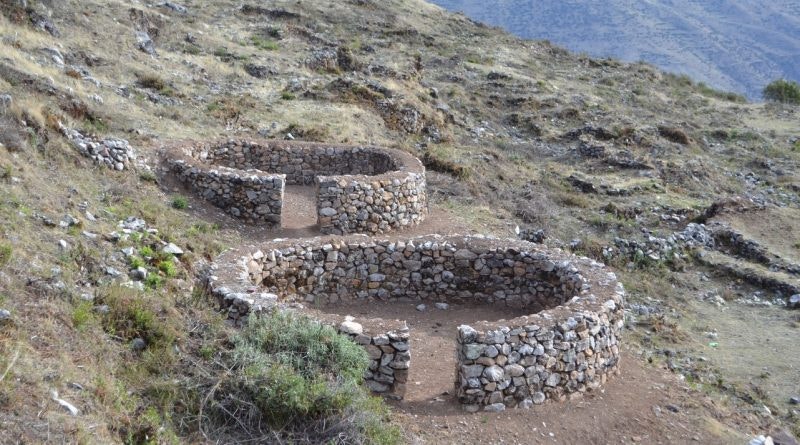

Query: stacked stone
left=60, top=124, right=136, bottom=171
left=578, top=141, right=606, bottom=158
left=337, top=319, right=410, bottom=397
left=206, top=235, right=625, bottom=404
left=164, top=139, right=427, bottom=234
left=245, top=237, right=582, bottom=308
left=456, top=295, right=623, bottom=412
left=317, top=173, right=426, bottom=234
left=168, top=157, right=285, bottom=227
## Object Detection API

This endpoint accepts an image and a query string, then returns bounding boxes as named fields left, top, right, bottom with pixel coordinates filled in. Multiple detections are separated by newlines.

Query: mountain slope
left=430, top=0, right=800, bottom=98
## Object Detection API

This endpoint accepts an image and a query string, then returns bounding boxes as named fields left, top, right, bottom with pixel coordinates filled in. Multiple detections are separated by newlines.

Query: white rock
left=339, top=320, right=363, bottom=335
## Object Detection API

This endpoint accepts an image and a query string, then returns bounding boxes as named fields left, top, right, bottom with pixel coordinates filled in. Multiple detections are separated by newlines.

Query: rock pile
left=59, top=124, right=136, bottom=171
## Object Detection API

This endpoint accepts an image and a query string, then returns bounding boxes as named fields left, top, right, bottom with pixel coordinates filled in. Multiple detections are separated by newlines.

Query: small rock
left=105, top=267, right=122, bottom=277
left=339, top=320, right=363, bottom=335
left=121, top=247, right=136, bottom=257
left=483, top=403, right=505, bottom=412
left=789, top=294, right=800, bottom=309
left=665, top=403, right=680, bottom=413
left=158, top=1, right=187, bottom=13
left=132, top=267, right=148, bottom=281
left=162, top=243, right=184, bottom=256
left=131, top=337, right=146, bottom=351
left=518, top=398, right=533, bottom=409
left=136, top=31, right=157, bottom=55
left=434, top=302, right=449, bottom=310
left=51, top=390, right=79, bottom=416
left=0, top=309, right=11, bottom=322
left=93, top=305, right=110, bottom=314
left=416, top=304, right=427, bottom=312
left=790, top=396, right=800, bottom=405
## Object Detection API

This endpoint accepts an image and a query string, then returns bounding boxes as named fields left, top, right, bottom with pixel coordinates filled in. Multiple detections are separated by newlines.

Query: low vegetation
left=763, top=79, right=800, bottom=104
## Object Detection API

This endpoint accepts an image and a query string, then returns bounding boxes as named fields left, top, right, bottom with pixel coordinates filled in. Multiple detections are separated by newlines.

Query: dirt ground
left=317, top=301, right=750, bottom=444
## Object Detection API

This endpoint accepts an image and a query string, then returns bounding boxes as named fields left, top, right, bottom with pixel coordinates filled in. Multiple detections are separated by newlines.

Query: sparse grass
left=0, top=243, right=11, bottom=267
left=250, top=35, right=279, bottom=51
left=280, top=91, right=296, bottom=101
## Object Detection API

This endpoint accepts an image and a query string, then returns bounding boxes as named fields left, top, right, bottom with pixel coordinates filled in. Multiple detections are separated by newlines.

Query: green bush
left=171, top=196, right=188, bottom=210
left=763, top=79, right=800, bottom=104
left=205, top=313, right=400, bottom=444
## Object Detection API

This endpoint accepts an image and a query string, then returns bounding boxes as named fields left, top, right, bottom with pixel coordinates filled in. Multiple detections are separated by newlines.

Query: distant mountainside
left=429, top=0, right=800, bottom=99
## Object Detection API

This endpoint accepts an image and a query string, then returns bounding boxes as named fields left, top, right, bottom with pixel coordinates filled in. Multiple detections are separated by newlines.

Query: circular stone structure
left=164, top=139, right=427, bottom=234
left=206, top=234, right=625, bottom=411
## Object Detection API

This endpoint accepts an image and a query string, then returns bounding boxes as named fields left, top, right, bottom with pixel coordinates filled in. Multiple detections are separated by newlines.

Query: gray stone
left=435, top=302, right=449, bottom=310
left=519, top=398, right=533, bottom=409
left=483, top=365, right=504, bottom=382
left=135, top=31, right=157, bottom=55
left=462, top=364, right=484, bottom=378
left=0, top=309, right=10, bottom=322
left=789, top=294, right=800, bottom=308
left=532, top=391, right=546, bottom=404
left=485, top=345, right=499, bottom=358
left=545, top=373, right=561, bottom=387
left=463, top=344, right=485, bottom=360
left=132, top=267, right=148, bottom=280
left=131, top=337, right=146, bottom=351
left=505, top=364, right=524, bottom=377
left=365, top=380, right=389, bottom=392
left=339, top=321, right=363, bottom=335
left=162, top=243, right=184, bottom=256
left=320, top=207, right=338, bottom=217
left=459, top=325, right=478, bottom=342
left=415, top=304, right=427, bottom=312
left=790, top=396, right=800, bottom=405
left=483, top=403, right=506, bottom=412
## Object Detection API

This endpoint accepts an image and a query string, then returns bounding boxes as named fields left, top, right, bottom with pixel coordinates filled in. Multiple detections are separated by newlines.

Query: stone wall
left=164, top=139, right=427, bottom=234
left=168, top=155, right=285, bottom=226
left=206, top=234, right=625, bottom=409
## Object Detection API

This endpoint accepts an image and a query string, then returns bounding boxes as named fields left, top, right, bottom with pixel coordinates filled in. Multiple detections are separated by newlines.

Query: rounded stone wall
left=165, top=139, right=427, bottom=234
left=206, top=235, right=625, bottom=410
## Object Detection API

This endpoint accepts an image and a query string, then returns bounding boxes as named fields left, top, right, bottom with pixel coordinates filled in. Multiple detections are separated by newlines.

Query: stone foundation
left=207, top=234, right=625, bottom=408
left=164, top=139, right=427, bottom=233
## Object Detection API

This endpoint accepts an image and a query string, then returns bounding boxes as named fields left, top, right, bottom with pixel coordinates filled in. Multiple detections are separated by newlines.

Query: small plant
left=139, top=170, right=157, bottom=183
left=0, top=243, right=11, bottom=267
left=129, top=256, right=146, bottom=269
left=763, top=79, right=800, bottom=104
left=140, top=245, right=155, bottom=258
left=145, top=274, right=163, bottom=289
left=72, top=300, right=94, bottom=330
left=171, top=196, right=188, bottom=210
left=250, top=35, right=279, bottom=51
left=157, top=259, right=178, bottom=278
left=280, top=91, right=296, bottom=101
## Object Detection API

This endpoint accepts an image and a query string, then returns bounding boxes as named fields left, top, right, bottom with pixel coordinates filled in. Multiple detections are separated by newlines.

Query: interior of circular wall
left=165, top=139, right=428, bottom=234
left=207, top=235, right=626, bottom=411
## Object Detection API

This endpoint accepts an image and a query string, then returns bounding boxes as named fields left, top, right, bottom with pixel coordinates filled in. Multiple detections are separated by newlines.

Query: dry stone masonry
left=165, top=139, right=427, bottom=233
left=206, top=234, right=625, bottom=408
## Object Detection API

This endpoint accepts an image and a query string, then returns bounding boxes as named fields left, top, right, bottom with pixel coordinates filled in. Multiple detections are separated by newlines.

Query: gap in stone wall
left=314, top=300, right=530, bottom=403
left=281, top=185, right=319, bottom=233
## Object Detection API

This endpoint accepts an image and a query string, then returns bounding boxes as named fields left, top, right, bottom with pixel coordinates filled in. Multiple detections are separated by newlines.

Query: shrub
left=280, top=91, right=296, bottom=101
left=250, top=35, right=279, bottom=51
left=763, top=79, right=800, bottom=104
left=203, top=313, right=400, bottom=444
left=171, top=196, right=188, bottom=210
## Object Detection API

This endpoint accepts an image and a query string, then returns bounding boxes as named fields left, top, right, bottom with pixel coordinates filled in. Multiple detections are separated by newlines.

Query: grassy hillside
left=0, top=0, right=798, bottom=443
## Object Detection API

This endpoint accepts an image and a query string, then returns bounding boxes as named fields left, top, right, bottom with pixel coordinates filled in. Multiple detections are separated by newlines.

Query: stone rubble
left=59, top=123, right=136, bottom=171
